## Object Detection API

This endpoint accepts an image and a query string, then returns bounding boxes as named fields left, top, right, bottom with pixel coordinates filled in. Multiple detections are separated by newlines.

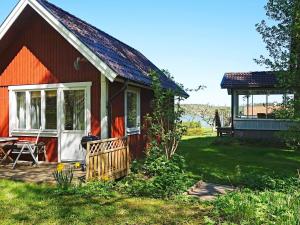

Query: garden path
left=188, top=181, right=235, bottom=200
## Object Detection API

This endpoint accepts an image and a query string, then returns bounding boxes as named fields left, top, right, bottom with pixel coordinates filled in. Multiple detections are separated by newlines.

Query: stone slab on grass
left=188, top=181, right=235, bottom=201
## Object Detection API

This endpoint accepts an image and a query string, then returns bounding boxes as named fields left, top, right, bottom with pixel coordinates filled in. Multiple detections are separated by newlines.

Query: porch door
left=60, top=89, right=87, bottom=162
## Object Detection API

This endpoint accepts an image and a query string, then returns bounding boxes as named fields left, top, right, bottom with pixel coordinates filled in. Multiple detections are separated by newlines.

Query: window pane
left=30, top=91, right=41, bottom=129
left=127, top=92, right=137, bottom=128
left=16, top=92, right=26, bottom=129
left=45, top=91, right=57, bottom=129
left=64, top=90, right=85, bottom=130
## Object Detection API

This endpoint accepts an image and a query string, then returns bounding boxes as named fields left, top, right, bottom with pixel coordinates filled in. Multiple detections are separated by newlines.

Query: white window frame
left=8, top=82, right=91, bottom=137
left=125, top=87, right=141, bottom=135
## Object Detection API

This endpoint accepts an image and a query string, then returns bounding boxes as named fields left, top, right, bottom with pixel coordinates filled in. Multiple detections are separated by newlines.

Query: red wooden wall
left=0, top=9, right=101, bottom=161
left=0, top=7, right=154, bottom=161
left=109, top=82, right=153, bottom=158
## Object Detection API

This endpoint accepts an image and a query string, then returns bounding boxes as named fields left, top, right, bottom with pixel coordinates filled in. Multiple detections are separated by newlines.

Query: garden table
left=0, top=137, right=18, bottom=164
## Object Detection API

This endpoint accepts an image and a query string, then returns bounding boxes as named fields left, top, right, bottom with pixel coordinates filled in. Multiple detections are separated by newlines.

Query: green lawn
left=1, top=133, right=300, bottom=224
left=0, top=179, right=208, bottom=225
left=179, top=134, right=300, bottom=186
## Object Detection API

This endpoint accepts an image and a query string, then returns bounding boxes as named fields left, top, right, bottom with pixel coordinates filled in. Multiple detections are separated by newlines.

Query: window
left=9, top=83, right=92, bottom=136
left=125, top=88, right=140, bottom=135
left=16, top=92, right=26, bottom=129
left=30, top=91, right=41, bottom=129
left=236, top=91, right=294, bottom=119
left=45, top=91, right=57, bottom=129
left=64, top=90, right=85, bottom=130
left=15, top=90, right=51, bottom=130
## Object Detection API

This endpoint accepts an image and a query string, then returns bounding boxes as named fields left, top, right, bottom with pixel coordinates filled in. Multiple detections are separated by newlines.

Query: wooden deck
left=0, top=163, right=86, bottom=184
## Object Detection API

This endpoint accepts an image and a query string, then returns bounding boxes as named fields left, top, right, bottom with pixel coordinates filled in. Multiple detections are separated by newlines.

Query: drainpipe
left=107, top=80, right=129, bottom=138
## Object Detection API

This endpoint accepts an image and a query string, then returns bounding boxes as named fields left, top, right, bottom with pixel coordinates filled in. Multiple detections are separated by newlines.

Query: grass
left=1, top=130, right=300, bottom=224
left=179, top=133, right=300, bottom=186
left=0, top=179, right=208, bottom=225
left=179, top=131, right=300, bottom=224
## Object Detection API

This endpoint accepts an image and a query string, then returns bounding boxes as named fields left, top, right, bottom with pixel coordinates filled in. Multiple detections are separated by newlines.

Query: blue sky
left=0, top=0, right=269, bottom=105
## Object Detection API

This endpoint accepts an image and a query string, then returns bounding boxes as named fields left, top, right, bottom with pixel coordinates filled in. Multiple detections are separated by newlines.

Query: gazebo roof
left=221, top=71, right=278, bottom=89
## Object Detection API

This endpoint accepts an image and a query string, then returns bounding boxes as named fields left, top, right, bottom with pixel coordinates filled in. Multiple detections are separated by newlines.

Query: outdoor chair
left=12, top=128, right=47, bottom=169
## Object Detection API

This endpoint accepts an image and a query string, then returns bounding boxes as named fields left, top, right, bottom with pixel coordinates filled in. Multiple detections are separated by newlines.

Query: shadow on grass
left=0, top=179, right=207, bottom=224
left=178, top=136, right=300, bottom=187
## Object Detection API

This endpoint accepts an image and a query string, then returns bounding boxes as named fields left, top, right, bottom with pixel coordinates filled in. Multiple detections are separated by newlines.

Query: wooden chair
left=12, top=128, right=47, bottom=169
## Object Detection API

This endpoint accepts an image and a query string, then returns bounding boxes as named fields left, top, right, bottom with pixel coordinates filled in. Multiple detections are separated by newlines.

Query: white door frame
left=58, top=84, right=91, bottom=162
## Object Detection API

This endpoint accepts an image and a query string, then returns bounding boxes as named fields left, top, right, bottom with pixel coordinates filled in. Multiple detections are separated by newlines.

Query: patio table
left=0, top=137, right=19, bottom=164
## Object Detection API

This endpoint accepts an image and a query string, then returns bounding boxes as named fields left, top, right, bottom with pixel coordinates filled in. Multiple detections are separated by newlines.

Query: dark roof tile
left=37, top=0, right=188, bottom=97
left=221, top=71, right=278, bottom=89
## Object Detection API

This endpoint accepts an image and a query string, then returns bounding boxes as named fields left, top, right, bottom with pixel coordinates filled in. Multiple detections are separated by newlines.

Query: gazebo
left=221, top=71, right=295, bottom=139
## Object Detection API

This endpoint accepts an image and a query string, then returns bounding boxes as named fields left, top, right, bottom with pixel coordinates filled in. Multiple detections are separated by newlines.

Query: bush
left=278, top=124, right=300, bottom=150
left=116, top=153, right=195, bottom=199
left=52, top=180, right=116, bottom=198
left=208, top=189, right=300, bottom=224
left=183, top=121, right=203, bottom=136
left=237, top=174, right=300, bottom=192
left=183, top=121, right=201, bottom=128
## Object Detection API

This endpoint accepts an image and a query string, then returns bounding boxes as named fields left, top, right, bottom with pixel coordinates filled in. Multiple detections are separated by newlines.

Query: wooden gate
left=86, top=137, right=130, bottom=180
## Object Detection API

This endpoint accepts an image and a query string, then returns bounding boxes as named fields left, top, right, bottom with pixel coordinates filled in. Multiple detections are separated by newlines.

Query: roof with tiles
left=37, top=0, right=188, bottom=97
left=221, top=71, right=278, bottom=89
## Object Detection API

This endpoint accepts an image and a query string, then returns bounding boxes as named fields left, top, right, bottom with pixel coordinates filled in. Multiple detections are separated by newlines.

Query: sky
left=0, top=0, right=270, bottom=106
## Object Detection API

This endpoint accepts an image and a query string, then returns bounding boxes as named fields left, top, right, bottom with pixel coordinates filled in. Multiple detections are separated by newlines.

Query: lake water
left=182, top=115, right=210, bottom=128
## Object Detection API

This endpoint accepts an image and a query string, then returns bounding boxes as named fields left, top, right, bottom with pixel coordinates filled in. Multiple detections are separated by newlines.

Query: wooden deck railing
left=86, top=137, right=130, bottom=180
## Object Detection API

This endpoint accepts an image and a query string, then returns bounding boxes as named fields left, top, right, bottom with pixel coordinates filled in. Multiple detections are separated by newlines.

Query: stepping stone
left=187, top=181, right=235, bottom=201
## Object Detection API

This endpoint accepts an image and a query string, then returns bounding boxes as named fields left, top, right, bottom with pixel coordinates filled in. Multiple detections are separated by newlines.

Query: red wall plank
left=109, top=82, right=153, bottom=158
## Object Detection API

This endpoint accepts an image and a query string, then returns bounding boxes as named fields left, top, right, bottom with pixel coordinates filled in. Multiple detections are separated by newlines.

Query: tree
left=144, top=71, right=186, bottom=160
left=214, top=109, right=222, bottom=128
left=256, top=0, right=300, bottom=117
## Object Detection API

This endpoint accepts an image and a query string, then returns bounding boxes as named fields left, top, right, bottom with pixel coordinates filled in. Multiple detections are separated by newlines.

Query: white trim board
left=100, top=74, right=108, bottom=139
left=0, top=0, right=118, bottom=82
left=8, top=82, right=92, bottom=91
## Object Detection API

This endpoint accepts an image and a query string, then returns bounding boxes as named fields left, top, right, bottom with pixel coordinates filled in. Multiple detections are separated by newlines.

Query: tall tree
left=256, top=0, right=300, bottom=117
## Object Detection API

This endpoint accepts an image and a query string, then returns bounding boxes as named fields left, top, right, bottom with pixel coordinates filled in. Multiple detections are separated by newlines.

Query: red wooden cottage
left=0, top=0, right=187, bottom=162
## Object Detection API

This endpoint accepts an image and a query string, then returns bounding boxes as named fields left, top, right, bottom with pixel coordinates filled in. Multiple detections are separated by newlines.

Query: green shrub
left=52, top=180, right=116, bottom=198
left=278, top=124, right=300, bottom=150
left=209, top=189, right=300, bottom=224
left=185, top=127, right=203, bottom=136
left=236, top=174, right=300, bottom=192
left=116, top=153, right=195, bottom=199
left=183, top=121, right=202, bottom=128
left=183, top=121, right=203, bottom=136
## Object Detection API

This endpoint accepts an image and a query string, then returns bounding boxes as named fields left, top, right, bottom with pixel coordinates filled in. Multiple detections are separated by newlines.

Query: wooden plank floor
left=0, top=163, right=86, bottom=184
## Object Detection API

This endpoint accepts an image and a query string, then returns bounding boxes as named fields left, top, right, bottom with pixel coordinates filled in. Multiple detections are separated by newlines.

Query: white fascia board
left=0, top=0, right=118, bottom=82
left=0, top=0, right=28, bottom=40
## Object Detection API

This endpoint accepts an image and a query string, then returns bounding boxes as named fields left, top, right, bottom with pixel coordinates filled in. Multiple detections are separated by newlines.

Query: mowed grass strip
left=178, top=134, right=300, bottom=185
left=0, top=179, right=208, bottom=225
